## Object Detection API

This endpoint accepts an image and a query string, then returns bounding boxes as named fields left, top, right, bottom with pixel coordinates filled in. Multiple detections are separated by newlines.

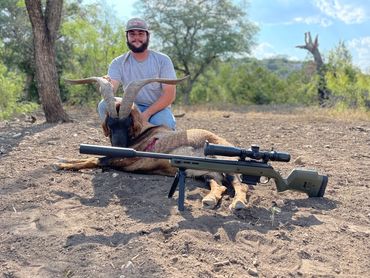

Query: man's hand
left=139, top=84, right=176, bottom=125
left=102, top=75, right=120, bottom=94
left=102, top=75, right=112, bottom=84
left=141, top=110, right=151, bottom=123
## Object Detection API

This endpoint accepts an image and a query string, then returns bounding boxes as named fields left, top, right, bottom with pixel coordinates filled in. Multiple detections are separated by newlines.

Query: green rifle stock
left=80, top=143, right=328, bottom=210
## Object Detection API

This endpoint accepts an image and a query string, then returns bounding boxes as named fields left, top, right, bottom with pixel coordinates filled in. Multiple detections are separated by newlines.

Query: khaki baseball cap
left=125, top=18, right=149, bottom=32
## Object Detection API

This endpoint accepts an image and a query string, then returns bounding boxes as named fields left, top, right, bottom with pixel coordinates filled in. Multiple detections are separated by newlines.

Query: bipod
left=168, top=168, right=186, bottom=211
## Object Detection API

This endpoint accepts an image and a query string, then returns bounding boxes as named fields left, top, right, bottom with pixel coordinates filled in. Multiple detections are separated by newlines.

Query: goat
left=55, top=77, right=248, bottom=210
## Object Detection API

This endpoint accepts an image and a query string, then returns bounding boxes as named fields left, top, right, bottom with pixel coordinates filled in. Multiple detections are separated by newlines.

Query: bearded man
left=97, top=18, right=178, bottom=130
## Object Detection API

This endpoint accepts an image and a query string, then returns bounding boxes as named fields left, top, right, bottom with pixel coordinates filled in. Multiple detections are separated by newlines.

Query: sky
left=95, top=0, right=370, bottom=73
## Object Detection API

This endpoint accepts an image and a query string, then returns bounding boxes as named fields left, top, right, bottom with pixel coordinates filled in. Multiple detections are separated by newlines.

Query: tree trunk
left=296, top=32, right=331, bottom=105
left=25, top=0, right=71, bottom=122
left=182, top=83, right=193, bottom=105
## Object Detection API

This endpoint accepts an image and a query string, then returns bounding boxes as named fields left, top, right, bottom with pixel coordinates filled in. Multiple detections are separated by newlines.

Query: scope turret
left=204, top=142, right=290, bottom=162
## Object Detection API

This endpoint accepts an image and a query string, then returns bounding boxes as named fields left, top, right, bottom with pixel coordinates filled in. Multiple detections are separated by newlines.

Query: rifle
left=80, top=142, right=328, bottom=211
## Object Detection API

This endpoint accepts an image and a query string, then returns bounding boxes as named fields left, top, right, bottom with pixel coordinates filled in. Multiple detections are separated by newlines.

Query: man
left=98, top=17, right=178, bottom=130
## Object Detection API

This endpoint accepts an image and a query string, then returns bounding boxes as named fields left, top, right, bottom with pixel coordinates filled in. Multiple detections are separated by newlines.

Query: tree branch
left=45, top=0, right=63, bottom=43
left=296, top=32, right=323, bottom=71
left=25, top=0, right=44, bottom=34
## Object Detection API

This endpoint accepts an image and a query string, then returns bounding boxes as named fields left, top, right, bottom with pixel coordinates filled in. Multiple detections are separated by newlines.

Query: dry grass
left=173, top=104, right=370, bottom=121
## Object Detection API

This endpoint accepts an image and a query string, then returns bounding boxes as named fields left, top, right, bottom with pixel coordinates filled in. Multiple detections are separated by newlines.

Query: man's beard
left=127, top=40, right=149, bottom=53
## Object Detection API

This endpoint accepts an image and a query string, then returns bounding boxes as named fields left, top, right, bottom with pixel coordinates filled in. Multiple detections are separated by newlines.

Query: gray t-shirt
left=108, top=50, right=177, bottom=106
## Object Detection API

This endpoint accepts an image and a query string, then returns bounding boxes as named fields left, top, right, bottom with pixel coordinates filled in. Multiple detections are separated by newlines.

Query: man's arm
left=111, top=79, right=120, bottom=94
left=141, top=84, right=176, bottom=122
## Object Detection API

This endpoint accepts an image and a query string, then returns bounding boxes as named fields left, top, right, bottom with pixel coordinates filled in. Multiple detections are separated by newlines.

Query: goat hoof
left=52, top=164, right=62, bottom=171
left=229, top=199, right=248, bottom=211
left=202, top=195, right=218, bottom=209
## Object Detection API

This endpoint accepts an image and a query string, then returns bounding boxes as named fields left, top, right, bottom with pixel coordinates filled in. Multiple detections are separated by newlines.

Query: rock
left=294, top=156, right=304, bottom=165
left=213, top=232, right=221, bottom=241
left=291, top=206, right=299, bottom=212
left=213, top=260, right=230, bottom=267
left=273, top=199, right=285, bottom=208
left=247, top=267, right=258, bottom=276
left=25, top=115, right=37, bottom=123
left=121, top=261, right=135, bottom=276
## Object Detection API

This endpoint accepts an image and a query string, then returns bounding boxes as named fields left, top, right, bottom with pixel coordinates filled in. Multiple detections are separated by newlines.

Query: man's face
left=126, top=30, right=149, bottom=53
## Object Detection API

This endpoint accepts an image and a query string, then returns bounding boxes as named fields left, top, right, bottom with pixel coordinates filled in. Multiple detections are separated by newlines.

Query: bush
left=0, top=63, right=38, bottom=120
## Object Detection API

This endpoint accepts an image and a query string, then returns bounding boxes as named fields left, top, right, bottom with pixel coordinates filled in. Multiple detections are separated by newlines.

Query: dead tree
left=296, top=32, right=331, bottom=105
left=25, top=0, right=71, bottom=123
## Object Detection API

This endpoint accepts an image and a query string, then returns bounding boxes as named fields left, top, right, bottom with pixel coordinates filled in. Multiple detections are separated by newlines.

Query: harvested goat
left=55, top=76, right=248, bottom=210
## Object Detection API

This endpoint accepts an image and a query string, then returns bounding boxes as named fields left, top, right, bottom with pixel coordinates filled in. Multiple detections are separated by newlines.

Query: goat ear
left=129, top=106, right=144, bottom=138
left=102, top=115, right=110, bottom=137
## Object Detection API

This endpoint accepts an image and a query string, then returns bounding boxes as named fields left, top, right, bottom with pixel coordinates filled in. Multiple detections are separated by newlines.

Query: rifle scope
left=204, top=142, right=291, bottom=162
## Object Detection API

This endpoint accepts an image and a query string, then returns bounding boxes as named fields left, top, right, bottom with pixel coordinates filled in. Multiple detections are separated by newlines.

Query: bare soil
left=0, top=106, right=369, bottom=278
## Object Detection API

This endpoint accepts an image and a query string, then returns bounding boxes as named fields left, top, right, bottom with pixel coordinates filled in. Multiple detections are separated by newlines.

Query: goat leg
left=53, top=157, right=101, bottom=171
left=202, top=178, right=227, bottom=209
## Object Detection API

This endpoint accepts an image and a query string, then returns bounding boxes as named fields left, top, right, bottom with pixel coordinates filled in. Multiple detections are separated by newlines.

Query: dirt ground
left=0, top=106, right=369, bottom=278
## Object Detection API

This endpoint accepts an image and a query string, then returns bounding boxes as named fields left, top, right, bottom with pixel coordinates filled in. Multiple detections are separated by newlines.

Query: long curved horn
left=65, top=77, right=117, bottom=117
left=119, top=75, right=189, bottom=118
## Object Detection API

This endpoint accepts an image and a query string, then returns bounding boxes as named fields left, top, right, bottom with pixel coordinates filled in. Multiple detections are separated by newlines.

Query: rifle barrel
left=80, top=144, right=211, bottom=161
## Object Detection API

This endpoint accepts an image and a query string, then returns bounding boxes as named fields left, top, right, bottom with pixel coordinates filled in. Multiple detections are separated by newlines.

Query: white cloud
left=314, top=0, right=368, bottom=24
left=293, top=16, right=333, bottom=27
left=251, top=42, right=278, bottom=59
left=348, top=36, right=370, bottom=73
left=251, top=42, right=303, bottom=62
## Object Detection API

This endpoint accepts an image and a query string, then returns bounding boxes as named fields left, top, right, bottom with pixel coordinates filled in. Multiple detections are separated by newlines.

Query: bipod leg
left=168, top=168, right=187, bottom=211
left=168, top=171, right=180, bottom=198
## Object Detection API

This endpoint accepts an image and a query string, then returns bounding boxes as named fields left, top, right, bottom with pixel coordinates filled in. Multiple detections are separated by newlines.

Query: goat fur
left=56, top=78, right=249, bottom=210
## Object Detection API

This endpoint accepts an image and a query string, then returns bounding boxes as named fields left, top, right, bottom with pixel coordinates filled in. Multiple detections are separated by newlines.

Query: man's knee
left=97, top=97, right=122, bottom=121
left=150, top=108, right=176, bottom=130
left=97, top=99, right=106, bottom=121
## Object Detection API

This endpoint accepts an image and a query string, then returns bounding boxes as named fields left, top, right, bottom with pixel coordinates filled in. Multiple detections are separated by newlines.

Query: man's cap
left=126, top=18, right=149, bottom=32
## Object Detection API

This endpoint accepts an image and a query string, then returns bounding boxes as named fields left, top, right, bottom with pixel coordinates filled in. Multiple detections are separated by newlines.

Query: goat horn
left=119, top=75, right=189, bottom=118
left=64, top=77, right=117, bottom=118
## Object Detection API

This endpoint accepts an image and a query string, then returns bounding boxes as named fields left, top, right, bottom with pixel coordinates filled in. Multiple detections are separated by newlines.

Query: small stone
left=213, top=233, right=221, bottom=241
left=291, top=206, right=299, bottom=212
left=121, top=261, right=135, bottom=275
left=213, top=260, right=230, bottom=267
left=274, top=199, right=285, bottom=208
left=247, top=267, right=258, bottom=276
left=294, top=156, right=303, bottom=165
